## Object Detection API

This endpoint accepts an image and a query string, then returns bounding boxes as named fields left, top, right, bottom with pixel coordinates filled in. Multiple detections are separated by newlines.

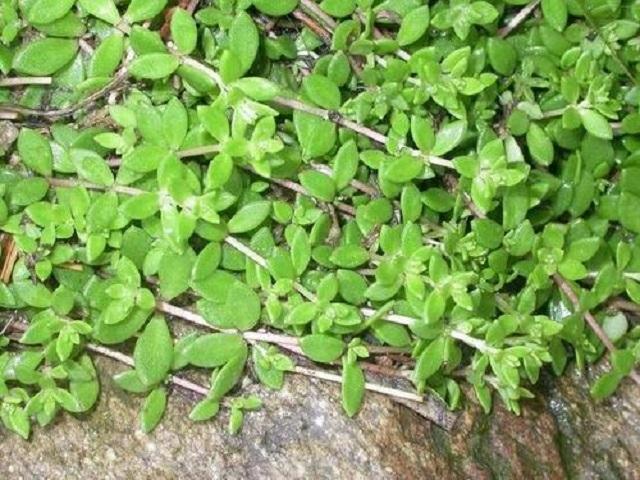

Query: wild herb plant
left=1, top=0, right=640, bottom=437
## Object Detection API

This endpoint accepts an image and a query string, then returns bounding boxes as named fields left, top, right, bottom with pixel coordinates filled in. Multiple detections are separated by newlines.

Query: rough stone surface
left=0, top=357, right=638, bottom=479
left=546, top=365, right=640, bottom=480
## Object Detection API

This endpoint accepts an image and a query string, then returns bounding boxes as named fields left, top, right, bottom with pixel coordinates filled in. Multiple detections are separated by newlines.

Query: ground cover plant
left=1, top=0, right=640, bottom=438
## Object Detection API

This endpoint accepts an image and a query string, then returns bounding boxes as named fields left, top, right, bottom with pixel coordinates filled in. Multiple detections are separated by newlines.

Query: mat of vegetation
left=1, top=0, right=640, bottom=439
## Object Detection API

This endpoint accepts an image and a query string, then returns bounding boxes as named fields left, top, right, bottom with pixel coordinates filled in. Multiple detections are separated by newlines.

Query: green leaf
left=228, top=11, right=259, bottom=77
left=185, top=334, right=247, bottom=368
left=123, top=144, right=170, bottom=173
left=432, top=121, right=466, bottom=156
left=320, top=0, right=355, bottom=17
left=411, top=116, right=435, bottom=153
left=114, top=370, right=150, bottom=393
left=196, top=272, right=261, bottom=330
left=158, top=250, right=194, bottom=300
left=229, top=407, right=244, bottom=434
left=192, top=242, right=221, bottom=281
left=341, top=358, right=365, bottom=417
left=619, top=193, right=640, bottom=233
left=590, top=371, right=622, bottom=401
left=79, top=0, right=121, bottom=25
left=88, top=33, right=125, bottom=78
left=300, top=334, right=345, bottom=363
left=13, top=38, right=78, bottom=75
left=140, top=387, right=167, bottom=433
left=290, top=228, right=311, bottom=275
left=602, top=313, right=628, bottom=343
left=162, top=98, right=188, bottom=151
left=579, top=109, right=613, bottom=140
left=487, top=37, right=517, bottom=75
left=70, top=149, right=114, bottom=186
left=299, top=170, right=336, bottom=202
left=330, top=244, right=369, bottom=268
left=133, top=316, right=173, bottom=386
left=205, top=154, right=233, bottom=189
left=253, top=0, right=299, bottom=16
left=6, top=408, right=30, bottom=440
left=210, top=353, right=247, bottom=400
left=566, top=237, right=600, bottom=262
left=17, top=129, right=52, bottom=176
left=423, top=188, right=454, bottom=212
left=232, top=77, right=282, bottom=101
left=198, top=105, right=229, bottom=142
left=14, top=281, right=52, bottom=308
left=285, top=302, right=318, bottom=325
left=526, top=123, right=554, bottom=166
left=542, top=0, right=568, bottom=32
left=171, top=8, right=198, bottom=55
left=27, top=0, right=75, bottom=25
left=189, top=398, right=220, bottom=421
left=383, top=154, right=423, bottom=183
left=472, top=218, right=504, bottom=249
left=372, top=322, right=411, bottom=347
left=227, top=201, right=271, bottom=233
left=254, top=347, right=294, bottom=389
left=121, top=192, right=159, bottom=220
left=424, top=290, right=445, bottom=324
left=625, top=279, right=640, bottom=304
left=558, top=259, right=587, bottom=280
left=397, top=5, right=430, bottom=46
left=125, top=0, right=168, bottom=23
left=332, top=140, right=358, bottom=190
left=129, top=53, right=180, bottom=79
left=302, top=74, right=341, bottom=110
left=413, top=337, right=445, bottom=385
left=293, top=110, right=336, bottom=158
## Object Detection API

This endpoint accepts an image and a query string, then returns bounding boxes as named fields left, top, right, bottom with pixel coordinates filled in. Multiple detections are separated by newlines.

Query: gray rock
left=546, top=364, right=640, bottom=480
left=0, top=121, right=18, bottom=154
left=0, top=356, right=638, bottom=479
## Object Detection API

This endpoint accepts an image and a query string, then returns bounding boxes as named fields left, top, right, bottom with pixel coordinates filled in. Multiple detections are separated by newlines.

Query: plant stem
left=157, top=301, right=301, bottom=346
left=450, top=330, right=499, bottom=355
left=310, top=162, right=379, bottom=196
left=293, top=365, right=421, bottom=401
left=271, top=97, right=454, bottom=169
left=0, top=77, right=52, bottom=87
left=177, top=145, right=222, bottom=158
left=87, top=342, right=213, bottom=396
left=47, top=177, right=146, bottom=196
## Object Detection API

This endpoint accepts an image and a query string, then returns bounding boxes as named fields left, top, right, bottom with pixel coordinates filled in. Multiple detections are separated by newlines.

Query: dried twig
left=0, top=234, right=18, bottom=283
left=299, top=0, right=337, bottom=30
left=292, top=9, right=332, bottom=43
left=609, top=297, right=640, bottom=316
left=498, top=0, right=541, bottom=38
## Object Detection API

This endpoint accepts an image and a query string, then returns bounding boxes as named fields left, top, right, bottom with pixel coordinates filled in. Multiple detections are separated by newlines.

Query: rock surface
left=0, top=356, right=638, bottom=479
